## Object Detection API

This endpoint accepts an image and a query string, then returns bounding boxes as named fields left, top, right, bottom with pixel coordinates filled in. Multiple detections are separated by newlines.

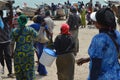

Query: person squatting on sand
left=77, top=8, right=120, bottom=80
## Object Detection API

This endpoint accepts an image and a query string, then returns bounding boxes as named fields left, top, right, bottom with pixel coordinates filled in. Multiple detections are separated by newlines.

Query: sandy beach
left=0, top=20, right=99, bottom=80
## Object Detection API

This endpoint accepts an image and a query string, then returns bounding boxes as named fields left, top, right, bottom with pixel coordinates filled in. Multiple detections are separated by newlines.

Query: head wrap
left=32, top=15, right=44, bottom=23
left=70, top=6, right=77, bottom=13
left=18, top=15, right=28, bottom=27
left=90, top=8, right=116, bottom=30
left=96, top=8, right=116, bottom=29
left=60, top=23, right=71, bottom=35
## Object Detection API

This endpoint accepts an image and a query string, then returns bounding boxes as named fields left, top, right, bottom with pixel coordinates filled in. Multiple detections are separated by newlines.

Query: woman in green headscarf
left=12, top=15, right=38, bottom=80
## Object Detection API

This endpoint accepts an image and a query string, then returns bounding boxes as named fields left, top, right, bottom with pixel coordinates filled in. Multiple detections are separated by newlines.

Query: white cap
left=90, top=12, right=97, bottom=22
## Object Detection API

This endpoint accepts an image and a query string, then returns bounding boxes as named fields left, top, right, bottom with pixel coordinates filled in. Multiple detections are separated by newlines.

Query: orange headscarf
left=60, top=23, right=71, bottom=35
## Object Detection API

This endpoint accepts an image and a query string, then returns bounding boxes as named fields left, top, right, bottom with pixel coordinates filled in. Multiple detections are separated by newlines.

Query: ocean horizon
left=13, top=0, right=107, bottom=8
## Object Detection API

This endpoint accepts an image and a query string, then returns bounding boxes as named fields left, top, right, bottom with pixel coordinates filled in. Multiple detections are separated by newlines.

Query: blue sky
left=13, top=0, right=106, bottom=8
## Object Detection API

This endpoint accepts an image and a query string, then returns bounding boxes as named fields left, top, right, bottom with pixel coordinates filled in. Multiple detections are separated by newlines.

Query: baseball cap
left=90, top=8, right=116, bottom=28
left=90, top=12, right=97, bottom=22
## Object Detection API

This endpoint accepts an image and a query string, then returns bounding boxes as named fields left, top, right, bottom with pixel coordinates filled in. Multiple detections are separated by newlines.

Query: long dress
left=81, top=9, right=86, bottom=28
left=12, top=26, right=38, bottom=80
left=88, top=30, right=120, bottom=80
left=30, top=23, right=48, bottom=75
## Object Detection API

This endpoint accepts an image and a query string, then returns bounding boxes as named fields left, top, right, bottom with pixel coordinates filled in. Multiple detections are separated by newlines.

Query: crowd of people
left=0, top=0, right=120, bottom=80
left=34, top=0, right=119, bottom=28
left=16, top=0, right=120, bottom=27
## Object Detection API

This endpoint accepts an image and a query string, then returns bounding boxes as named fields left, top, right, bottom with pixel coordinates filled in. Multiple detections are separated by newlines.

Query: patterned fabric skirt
left=14, top=51, right=35, bottom=80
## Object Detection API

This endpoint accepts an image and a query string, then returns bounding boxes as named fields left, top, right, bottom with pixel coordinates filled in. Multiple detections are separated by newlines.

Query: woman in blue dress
left=30, top=15, right=49, bottom=75
left=12, top=15, right=38, bottom=80
left=77, top=8, right=120, bottom=80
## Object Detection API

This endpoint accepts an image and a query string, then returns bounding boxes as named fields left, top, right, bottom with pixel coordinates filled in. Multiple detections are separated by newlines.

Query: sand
left=0, top=20, right=99, bottom=80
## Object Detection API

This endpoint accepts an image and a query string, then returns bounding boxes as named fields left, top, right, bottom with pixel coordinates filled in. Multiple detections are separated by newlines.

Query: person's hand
left=76, top=58, right=90, bottom=66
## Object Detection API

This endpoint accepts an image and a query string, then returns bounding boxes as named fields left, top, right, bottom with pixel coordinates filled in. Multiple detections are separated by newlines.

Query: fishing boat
left=0, top=0, right=8, bottom=10
left=21, top=6, right=37, bottom=18
left=104, top=0, right=120, bottom=5
left=0, top=0, right=14, bottom=10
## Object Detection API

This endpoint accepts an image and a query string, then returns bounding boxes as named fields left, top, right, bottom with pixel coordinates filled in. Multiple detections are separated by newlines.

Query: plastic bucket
left=39, top=48, right=57, bottom=66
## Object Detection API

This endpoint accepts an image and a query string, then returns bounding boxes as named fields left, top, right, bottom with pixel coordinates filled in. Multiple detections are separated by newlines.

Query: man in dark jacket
left=67, top=6, right=81, bottom=56
left=0, top=2, right=13, bottom=77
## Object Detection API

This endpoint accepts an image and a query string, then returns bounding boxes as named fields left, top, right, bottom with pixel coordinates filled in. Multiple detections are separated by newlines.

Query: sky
left=13, top=0, right=107, bottom=8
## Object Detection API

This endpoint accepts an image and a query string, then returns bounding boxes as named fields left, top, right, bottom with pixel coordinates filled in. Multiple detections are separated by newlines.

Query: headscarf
left=18, top=15, right=28, bottom=27
left=70, top=6, right=77, bottom=13
left=90, top=8, right=117, bottom=38
left=96, top=8, right=116, bottom=30
left=90, top=8, right=116, bottom=30
left=60, top=23, right=71, bottom=35
left=32, top=15, right=44, bottom=24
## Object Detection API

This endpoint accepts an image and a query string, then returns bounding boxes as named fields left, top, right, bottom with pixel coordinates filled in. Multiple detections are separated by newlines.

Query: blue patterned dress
left=12, top=26, right=38, bottom=80
left=88, top=30, right=120, bottom=80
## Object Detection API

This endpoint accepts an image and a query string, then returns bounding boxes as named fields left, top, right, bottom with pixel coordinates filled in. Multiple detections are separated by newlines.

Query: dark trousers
left=0, top=52, right=4, bottom=67
left=0, top=42, right=12, bottom=74
left=70, top=29, right=79, bottom=56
